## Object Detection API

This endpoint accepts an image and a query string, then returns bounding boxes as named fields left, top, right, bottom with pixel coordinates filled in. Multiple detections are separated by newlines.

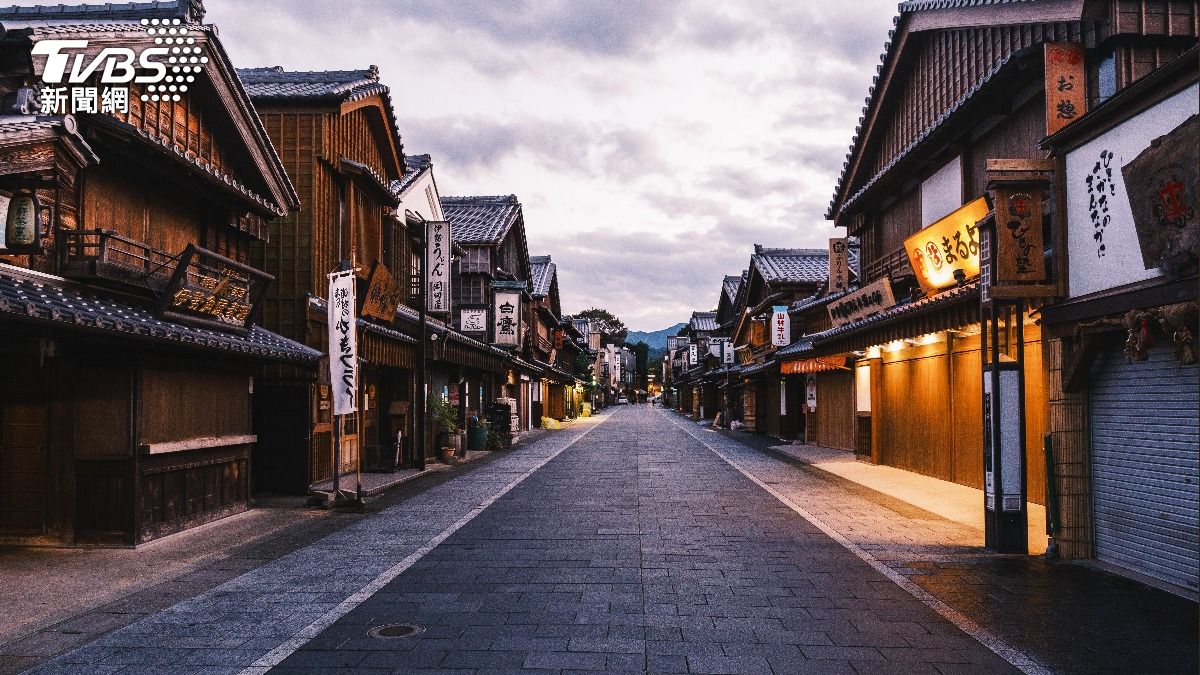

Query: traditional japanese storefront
left=778, top=351, right=854, bottom=450
left=1040, top=53, right=1198, bottom=593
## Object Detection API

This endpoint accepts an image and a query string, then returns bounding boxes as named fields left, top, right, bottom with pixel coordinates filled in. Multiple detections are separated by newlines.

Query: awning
left=808, top=282, right=980, bottom=353
left=0, top=264, right=319, bottom=363
left=780, top=356, right=849, bottom=375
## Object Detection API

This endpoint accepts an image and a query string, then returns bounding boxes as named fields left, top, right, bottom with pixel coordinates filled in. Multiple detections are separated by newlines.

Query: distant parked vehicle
left=616, top=396, right=628, bottom=405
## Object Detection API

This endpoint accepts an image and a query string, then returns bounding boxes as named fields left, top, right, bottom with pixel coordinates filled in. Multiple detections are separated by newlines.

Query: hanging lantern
left=4, top=190, right=42, bottom=251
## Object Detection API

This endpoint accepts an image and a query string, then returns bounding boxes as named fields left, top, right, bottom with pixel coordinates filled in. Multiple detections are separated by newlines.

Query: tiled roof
left=441, top=195, right=521, bottom=245
left=722, top=274, right=744, bottom=303
left=774, top=339, right=814, bottom=358
left=690, top=311, right=718, bottom=333
left=750, top=247, right=829, bottom=284
left=898, top=0, right=1036, bottom=10
left=0, top=264, right=319, bottom=362
left=790, top=288, right=853, bottom=314
left=529, top=255, right=554, bottom=297
left=0, top=0, right=199, bottom=22
left=392, top=154, right=432, bottom=196
left=237, top=66, right=387, bottom=103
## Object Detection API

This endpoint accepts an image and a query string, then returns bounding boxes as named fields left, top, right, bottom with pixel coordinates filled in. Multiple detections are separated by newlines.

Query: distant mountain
left=626, top=323, right=686, bottom=350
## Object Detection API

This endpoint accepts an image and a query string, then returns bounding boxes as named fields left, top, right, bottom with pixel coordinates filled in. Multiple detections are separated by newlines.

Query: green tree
left=575, top=307, right=628, bottom=343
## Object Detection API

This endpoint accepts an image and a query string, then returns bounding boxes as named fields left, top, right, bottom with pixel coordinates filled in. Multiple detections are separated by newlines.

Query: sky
left=19, top=0, right=901, bottom=331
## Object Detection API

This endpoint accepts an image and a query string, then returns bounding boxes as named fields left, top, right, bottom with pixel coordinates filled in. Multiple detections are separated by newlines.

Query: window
left=920, top=155, right=963, bottom=227
left=1097, top=52, right=1116, bottom=102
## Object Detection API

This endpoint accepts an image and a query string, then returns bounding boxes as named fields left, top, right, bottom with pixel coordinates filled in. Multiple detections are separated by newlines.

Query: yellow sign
left=904, top=196, right=988, bottom=294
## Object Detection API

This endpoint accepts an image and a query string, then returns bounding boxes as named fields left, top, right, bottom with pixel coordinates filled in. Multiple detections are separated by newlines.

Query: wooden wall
left=812, top=370, right=856, bottom=451
left=139, top=366, right=250, bottom=444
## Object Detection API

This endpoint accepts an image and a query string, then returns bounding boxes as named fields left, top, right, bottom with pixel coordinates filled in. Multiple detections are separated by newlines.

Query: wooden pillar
left=1046, top=337, right=1093, bottom=559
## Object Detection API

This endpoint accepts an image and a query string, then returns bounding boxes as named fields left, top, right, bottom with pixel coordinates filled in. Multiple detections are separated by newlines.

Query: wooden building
left=442, top=195, right=538, bottom=430
left=817, top=0, right=1200, bottom=556
left=237, top=65, right=414, bottom=492
left=1040, top=46, right=1197, bottom=594
left=0, top=0, right=314, bottom=545
left=727, top=247, right=828, bottom=439
left=528, top=255, right=577, bottom=421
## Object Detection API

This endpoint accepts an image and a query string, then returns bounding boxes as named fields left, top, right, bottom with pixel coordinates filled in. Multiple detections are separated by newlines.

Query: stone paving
left=271, top=406, right=1017, bottom=674
left=9, top=405, right=1197, bottom=674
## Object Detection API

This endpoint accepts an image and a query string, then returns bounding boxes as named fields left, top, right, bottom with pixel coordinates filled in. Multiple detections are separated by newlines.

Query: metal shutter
left=1090, top=343, right=1199, bottom=593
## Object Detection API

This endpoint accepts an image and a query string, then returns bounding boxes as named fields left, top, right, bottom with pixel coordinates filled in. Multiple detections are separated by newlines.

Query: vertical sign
left=426, top=220, right=451, bottom=313
left=327, top=270, right=358, bottom=415
left=1044, top=42, right=1086, bottom=136
left=779, top=380, right=787, bottom=416
left=771, top=306, right=790, bottom=346
left=806, top=374, right=817, bottom=411
left=493, top=290, right=520, bottom=346
left=688, top=343, right=698, bottom=365
left=992, top=186, right=1047, bottom=282
left=828, top=238, right=849, bottom=293
left=361, top=262, right=403, bottom=321
left=723, top=340, right=734, bottom=364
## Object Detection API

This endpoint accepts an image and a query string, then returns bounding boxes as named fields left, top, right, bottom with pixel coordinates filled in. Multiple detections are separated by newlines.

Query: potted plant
left=429, top=396, right=458, bottom=462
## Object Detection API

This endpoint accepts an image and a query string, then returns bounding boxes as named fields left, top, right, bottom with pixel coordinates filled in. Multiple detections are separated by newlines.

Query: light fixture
left=4, top=189, right=42, bottom=251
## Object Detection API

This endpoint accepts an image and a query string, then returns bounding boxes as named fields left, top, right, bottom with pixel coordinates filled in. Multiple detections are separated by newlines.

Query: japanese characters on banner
left=991, top=186, right=1047, bottom=283
left=361, top=262, right=403, bottom=321
left=1044, top=42, right=1086, bottom=136
left=327, top=270, right=358, bottom=415
left=771, top=306, right=790, bottom=347
left=493, top=290, right=520, bottom=346
left=460, top=308, right=487, bottom=333
left=425, top=220, right=451, bottom=313
left=723, top=340, right=734, bottom=364
left=688, top=343, right=698, bottom=365
left=828, top=238, right=849, bottom=293
left=903, top=196, right=988, bottom=294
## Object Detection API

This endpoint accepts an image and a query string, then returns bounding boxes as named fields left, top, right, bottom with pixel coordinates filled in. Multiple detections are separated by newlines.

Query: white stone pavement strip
left=22, top=414, right=608, bottom=675
left=661, top=410, right=1055, bottom=675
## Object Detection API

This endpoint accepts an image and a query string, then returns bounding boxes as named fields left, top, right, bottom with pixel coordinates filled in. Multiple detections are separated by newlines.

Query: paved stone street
left=7, top=406, right=1197, bottom=674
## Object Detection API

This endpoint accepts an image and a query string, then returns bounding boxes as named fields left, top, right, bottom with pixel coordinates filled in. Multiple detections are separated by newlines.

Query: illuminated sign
left=904, top=196, right=988, bottom=294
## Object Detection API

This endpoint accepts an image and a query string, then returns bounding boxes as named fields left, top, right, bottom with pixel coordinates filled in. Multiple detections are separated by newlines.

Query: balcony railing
left=60, top=229, right=180, bottom=290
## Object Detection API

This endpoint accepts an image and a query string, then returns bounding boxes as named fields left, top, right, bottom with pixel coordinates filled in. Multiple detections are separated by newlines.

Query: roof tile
left=441, top=195, right=521, bottom=245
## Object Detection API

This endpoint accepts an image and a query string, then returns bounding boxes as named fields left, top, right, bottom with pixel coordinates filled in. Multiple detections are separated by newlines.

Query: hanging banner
left=723, top=340, right=734, bottom=364
left=1044, top=42, right=1086, bottom=136
left=771, top=306, right=790, bottom=347
left=493, top=290, right=520, bottom=346
left=828, top=238, right=850, bottom=293
left=806, top=374, right=817, bottom=411
left=688, top=343, right=698, bottom=365
left=361, top=261, right=403, bottom=321
left=779, top=380, right=787, bottom=416
left=327, top=270, right=358, bottom=415
left=425, top=220, right=451, bottom=313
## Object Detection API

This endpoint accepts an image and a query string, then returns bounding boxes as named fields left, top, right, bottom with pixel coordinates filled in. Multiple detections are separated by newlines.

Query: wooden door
left=1, top=368, right=48, bottom=534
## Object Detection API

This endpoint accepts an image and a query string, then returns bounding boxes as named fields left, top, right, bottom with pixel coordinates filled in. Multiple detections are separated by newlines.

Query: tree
left=575, top=307, right=628, bottom=343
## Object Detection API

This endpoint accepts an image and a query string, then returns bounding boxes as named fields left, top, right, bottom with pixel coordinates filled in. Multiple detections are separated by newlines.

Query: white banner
left=460, top=307, right=487, bottom=332
left=688, top=343, right=698, bottom=365
left=723, top=341, right=734, bottom=364
left=327, top=270, right=358, bottom=415
left=426, top=220, right=451, bottom=313
left=493, top=290, right=520, bottom=346
left=806, top=374, right=817, bottom=411
left=771, top=305, right=790, bottom=346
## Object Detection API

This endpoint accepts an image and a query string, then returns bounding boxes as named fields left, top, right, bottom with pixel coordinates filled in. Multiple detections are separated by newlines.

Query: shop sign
left=493, top=290, right=520, bottom=346
left=771, top=306, right=790, bottom=346
left=806, top=374, right=817, bottom=411
left=780, top=380, right=787, bottom=416
left=904, top=196, right=988, bottom=294
left=425, top=220, right=451, bottom=313
left=688, top=343, right=698, bottom=365
left=992, top=187, right=1046, bottom=283
left=828, top=238, right=849, bottom=293
left=361, top=261, right=403, bottom=321
left=723, top=340, right=734, bottom=364
left=1121, top=115, right=1198, bottom=276
left=780, top=356, right=847, bottom=375
left=460, top=307, right=487, bottom=332
left=827, top=277, right=896, bottom=328
left=1044, top=42, right=1086, bottom=136
left=327, top=269, right=358, bottom=415
left=1065, top=84, right=1197, bottom=298
left=161, top=244, right=270, bottom=332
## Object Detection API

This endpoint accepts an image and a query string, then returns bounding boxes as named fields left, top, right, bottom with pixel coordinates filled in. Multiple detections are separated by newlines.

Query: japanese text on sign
left=426, top=220, right=451, bottom=313
left=327, top=270, right=358, bottom=415
left=493, top=290, right=520, bottom=346
left=904, top=196, right=987, bottom=294
left=771, top=306, right=790, bottom=347
left=1044, top=42, right=1086, bottom=136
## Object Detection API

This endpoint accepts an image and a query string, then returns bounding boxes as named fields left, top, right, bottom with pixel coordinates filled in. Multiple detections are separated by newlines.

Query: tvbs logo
left=32, top=18, right=207, bottom=115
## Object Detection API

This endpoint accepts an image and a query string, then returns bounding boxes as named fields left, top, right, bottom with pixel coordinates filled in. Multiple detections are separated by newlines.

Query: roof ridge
left=441, top=194, right=518, bottom=203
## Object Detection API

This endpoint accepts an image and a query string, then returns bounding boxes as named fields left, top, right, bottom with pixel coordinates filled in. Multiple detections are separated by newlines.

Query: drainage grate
left=368, top=623, right=424, bottom=639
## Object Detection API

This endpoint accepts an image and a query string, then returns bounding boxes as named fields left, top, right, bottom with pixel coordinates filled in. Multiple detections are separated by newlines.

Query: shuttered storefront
left=1090, top=344, right=1199, bottom=593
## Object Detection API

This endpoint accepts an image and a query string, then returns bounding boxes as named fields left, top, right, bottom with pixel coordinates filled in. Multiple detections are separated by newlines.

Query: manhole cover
left=368, top=623, right=424, bottom=639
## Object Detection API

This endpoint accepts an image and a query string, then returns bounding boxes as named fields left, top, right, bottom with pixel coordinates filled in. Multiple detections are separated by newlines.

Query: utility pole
left=415, top=220, right=427, bottom=471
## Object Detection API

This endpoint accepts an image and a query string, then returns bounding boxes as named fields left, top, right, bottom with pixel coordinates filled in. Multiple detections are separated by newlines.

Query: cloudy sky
left=34, top=0, right=902, bottom=330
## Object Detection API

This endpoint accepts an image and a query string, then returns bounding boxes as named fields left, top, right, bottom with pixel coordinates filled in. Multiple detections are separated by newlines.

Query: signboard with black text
left=161, top=244, right=271, bottom=333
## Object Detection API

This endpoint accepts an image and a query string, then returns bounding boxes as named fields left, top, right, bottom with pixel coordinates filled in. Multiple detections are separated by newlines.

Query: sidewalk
left=669, top=410, right=1198, bottom=674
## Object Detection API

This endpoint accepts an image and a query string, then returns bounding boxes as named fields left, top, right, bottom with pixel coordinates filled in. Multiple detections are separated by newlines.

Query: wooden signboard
left=1045, top=42, right=1086, bottom=136
left=828, top=238, right=849, bottom=293
left=1121, top=115, right=1199, bottom=276
left=161, top=244, right=271, bottom=333
left=991, top=186, right=1047, bottom=282
left=780, top=356, right=847, bottom=375
left=361, top=261, right=403, bottom=321
left=827, top=277, right=897, bottom=328
left=904, top=196, right=988, bottom=294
